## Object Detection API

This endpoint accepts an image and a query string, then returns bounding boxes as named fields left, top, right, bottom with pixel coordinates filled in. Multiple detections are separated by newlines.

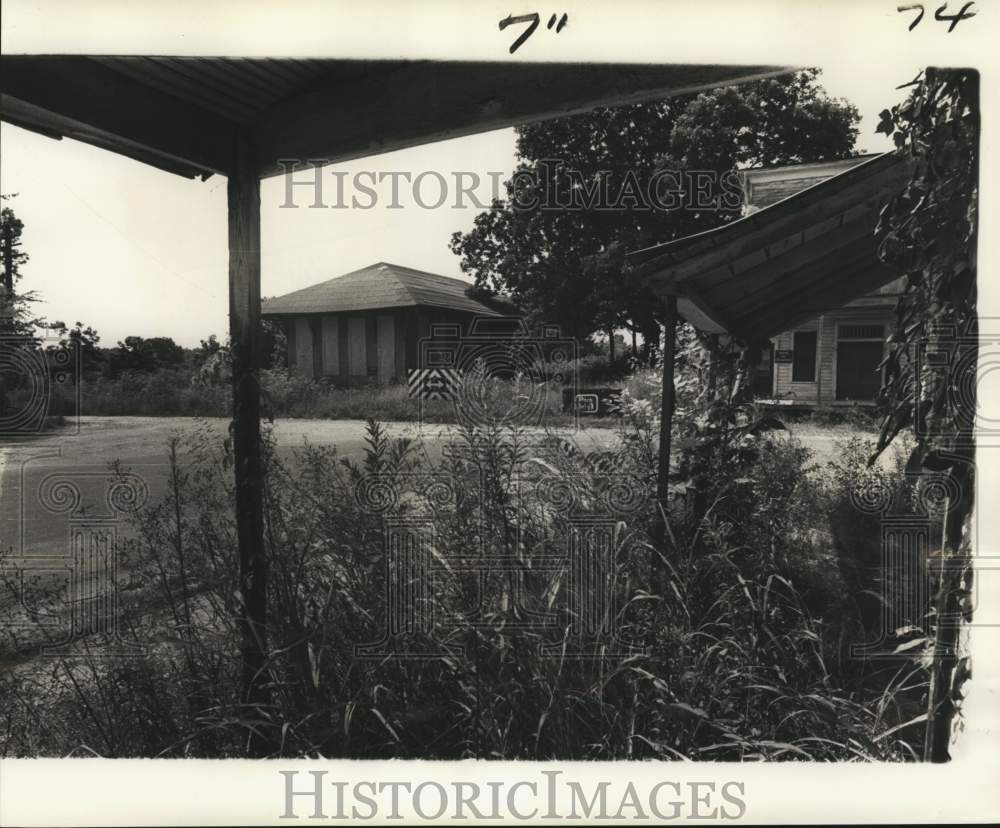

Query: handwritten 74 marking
left=898, top=2, right=977, bottom=32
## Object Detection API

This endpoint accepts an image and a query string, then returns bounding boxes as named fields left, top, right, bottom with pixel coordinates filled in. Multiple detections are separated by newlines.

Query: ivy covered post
left=651, top=294, right=678, bottom=593
left=873, top=68, right=979, bottom=762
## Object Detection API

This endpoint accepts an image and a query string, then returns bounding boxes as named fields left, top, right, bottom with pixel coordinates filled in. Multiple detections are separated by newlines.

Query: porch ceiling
left=0, top=56, right=789, bottom=179
left=628, top=152, right=911, bottom=344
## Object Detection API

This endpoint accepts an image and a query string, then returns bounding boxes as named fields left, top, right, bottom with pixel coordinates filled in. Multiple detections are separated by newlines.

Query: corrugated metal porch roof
left=0, top=56, right=790, bottom=179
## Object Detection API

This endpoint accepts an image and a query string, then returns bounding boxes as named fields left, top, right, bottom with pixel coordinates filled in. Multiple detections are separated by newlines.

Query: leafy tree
left=1, top=196, right=44, bottom=425
left=48, top=320, right=101, bottom=375
left=195, top=333, right=223, bottom=367
left=110, top=335, right=185, bottom=375
left=450, top=70, right=859, bottom=356
left=0, top=195, right=39, bottom=338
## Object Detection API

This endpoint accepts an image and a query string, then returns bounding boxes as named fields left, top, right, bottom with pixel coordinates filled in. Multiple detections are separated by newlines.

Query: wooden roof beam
left=677, top=288, right=729, bottom=333
left=728, top=246, right=882, bottom=330
left=733, top=259, right=898, bottom=342
left=710, top=232, right=881, bottom=319
left=701, top=200, right=879, bottom=293
left=634, top=154, right=907, bottom=284
left=651, top=210, right=879, bottom=318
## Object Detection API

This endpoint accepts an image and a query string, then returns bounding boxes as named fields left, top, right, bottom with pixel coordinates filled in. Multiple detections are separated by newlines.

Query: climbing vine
left=873, top=68, right=979, bottom=761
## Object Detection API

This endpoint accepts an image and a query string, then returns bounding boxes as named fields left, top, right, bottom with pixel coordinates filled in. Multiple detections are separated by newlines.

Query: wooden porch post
left=227, top=132, right=269, bottom=755
left=651, top=294, right=678, bottom=592
left=706, top=332, right=720, bottom=402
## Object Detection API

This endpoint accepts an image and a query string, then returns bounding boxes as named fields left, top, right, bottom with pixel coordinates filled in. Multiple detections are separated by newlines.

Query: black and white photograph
left=0, top=1, right=997, bottom=824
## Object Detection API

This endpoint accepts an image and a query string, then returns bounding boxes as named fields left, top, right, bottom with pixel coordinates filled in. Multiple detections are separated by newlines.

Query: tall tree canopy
left=0, top=195, right=37, bottom=338
left=450, top=70, right=859, bottom=351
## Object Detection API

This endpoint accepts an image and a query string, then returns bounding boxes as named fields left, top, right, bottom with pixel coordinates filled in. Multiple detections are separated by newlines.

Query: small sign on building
left=561, top=387, right=622, bottom=417
left=774, top=349, right=794, bottom=363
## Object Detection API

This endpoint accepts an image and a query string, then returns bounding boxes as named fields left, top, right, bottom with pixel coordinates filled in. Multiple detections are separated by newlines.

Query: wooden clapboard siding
left=769, top=308, right=894, bottom=405
left=376, top=314, right=395, bottom=383
left=321, top=317, right=339, bottom=376
left=818, top=315, right=837, bottom=405
left=772, top=323, right=820, bottom=404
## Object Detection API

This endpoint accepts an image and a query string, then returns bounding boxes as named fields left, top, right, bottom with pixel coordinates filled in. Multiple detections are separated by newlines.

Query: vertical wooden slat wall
left=338, top=316, right=350, bottom=379
left=321, top=317, right=339, bottom=376
left=348, top=317, right=366, bottom=379
left=310, top=318, right=322, bottom=378
left=376, top=314, right=395, bottom=383
left=294, top=317, right=313, bottom=378
left=394, top=311, right=407, bottom=381
left=365, top=315, right=378, bottom=380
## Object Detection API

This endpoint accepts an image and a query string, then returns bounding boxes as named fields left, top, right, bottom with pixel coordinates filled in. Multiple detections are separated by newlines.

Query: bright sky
left=0, top=63, right=904, bottom=348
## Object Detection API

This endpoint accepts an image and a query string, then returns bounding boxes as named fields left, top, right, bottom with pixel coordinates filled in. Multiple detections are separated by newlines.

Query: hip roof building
left=262, top=262, right=503, bottom=384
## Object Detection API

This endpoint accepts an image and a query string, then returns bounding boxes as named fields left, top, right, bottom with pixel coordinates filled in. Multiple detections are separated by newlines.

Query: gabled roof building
left=633, top=153, right=907, bottom=407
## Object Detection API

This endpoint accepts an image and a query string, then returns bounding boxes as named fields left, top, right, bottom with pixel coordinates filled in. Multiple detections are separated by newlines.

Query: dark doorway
left=752, top=342, right=774, bottom=398
left=836, top=340, right=883, bottom=400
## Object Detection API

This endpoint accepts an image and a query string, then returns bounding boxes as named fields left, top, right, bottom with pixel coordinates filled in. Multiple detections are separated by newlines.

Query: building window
left=792, top=331, right=817, bottom=382
left=838, top=324, right=884, bottom=340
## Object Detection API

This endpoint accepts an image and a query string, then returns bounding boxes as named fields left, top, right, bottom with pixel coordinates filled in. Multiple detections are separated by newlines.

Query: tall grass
left=0, top=417, right=926, bottom=759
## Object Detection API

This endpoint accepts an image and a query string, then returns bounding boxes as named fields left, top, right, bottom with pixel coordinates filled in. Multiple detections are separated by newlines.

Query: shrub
left=19, top=365, right=592, bottom=425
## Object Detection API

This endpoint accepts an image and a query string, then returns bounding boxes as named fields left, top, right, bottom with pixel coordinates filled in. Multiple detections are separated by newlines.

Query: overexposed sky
left=0, top=63, right=903, bottom=348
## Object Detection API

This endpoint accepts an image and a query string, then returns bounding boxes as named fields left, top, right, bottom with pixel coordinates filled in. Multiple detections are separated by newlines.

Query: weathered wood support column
left=651, top=294, right=678, bottom=593
left=227, top=132, right=268, bottom=755
left=705, top=332, right=720, bottom=403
